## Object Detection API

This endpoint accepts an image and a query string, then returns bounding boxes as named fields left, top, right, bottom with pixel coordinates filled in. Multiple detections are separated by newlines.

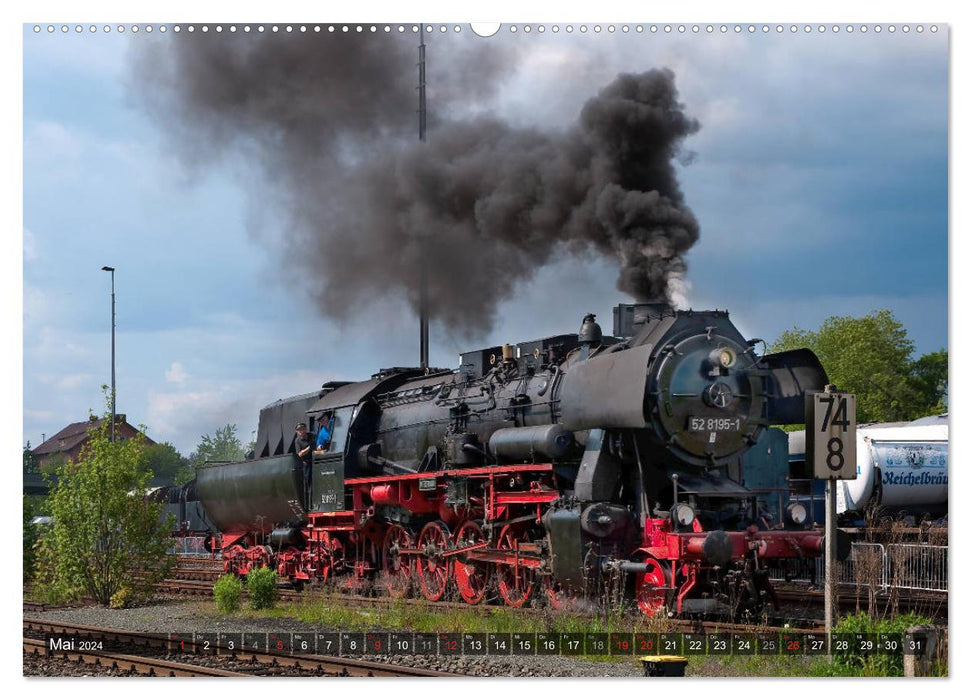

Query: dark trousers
left=301, top=460, right=312, bottom=508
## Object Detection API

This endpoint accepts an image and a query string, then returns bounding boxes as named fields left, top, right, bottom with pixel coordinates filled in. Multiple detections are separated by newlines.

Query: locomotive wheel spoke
left=416, top=521, right=451, bottom=602
left=453, top=521, right=489, bottom=605
left=382, top=524, right=413, bottom=599
left=495, top=525, right=534, bottom=608
left=635, top=558, right=670, bottom=617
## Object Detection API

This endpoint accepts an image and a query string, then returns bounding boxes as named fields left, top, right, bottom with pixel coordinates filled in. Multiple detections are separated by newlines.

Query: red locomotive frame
left=216, top=461, right=825, bottom=615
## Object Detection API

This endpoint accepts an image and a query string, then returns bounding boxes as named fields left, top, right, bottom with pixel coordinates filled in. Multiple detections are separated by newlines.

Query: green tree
left=23, top=441, right=37, bottom=473
left=137, top=442, right=190, bottom=485
left=911, top=348, right=948, bottom=414
left=770, top=310, right=947, bottom=423
left=34, top=404, right=175, bottom=605
left=191, top=424, right=245, bottom=465
left=23, top=496, right=38, bottom=585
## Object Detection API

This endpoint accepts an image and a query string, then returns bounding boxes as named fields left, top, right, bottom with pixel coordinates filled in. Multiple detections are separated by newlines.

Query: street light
left=101, top=266, right=116, bottom=442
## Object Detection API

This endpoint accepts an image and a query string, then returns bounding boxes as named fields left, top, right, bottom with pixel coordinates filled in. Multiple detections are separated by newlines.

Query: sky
left=21, top=19, right=948, bottom=457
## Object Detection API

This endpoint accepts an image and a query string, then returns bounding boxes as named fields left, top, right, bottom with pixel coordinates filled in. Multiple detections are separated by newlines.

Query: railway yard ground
left=24, top=557, right=948, bottom=678
left=24, top=591, right=938, bottom=678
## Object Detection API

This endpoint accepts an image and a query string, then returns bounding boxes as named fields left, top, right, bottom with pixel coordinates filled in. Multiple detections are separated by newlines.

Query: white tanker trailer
left=788, top=414, right=948, bottom=520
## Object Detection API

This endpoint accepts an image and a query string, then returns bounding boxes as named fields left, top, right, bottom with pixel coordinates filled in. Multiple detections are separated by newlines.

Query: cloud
left=164, top=361, right=189, bottom=384
left=24, top=408, right=56, bottom=423
left=146, top=369, right=334, bottom=453
left=23, top=120, right=83, bottom=178
left=38, top=372, right=95, bottom=391
left=23, top=227, right=37, bottom=262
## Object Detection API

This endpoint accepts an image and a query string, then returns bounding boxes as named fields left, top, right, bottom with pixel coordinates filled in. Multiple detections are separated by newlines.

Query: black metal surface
left=646, top=318, right=765, bottom=467
left=760, top=349, right=830, bottom=424
left=580, top=502, right=633, bottom=538
left=560, top=344, right=654, bottom=431
left=196, top=455, right=306, bottom=533
left=702, top=530, right=734, bottom=567
left=458, top=346, right=502, bottom=379
left=254, top=392, right=319, bottom=459
left=574, top=429, right=622, bottom=501
left=543, top=506, right=585, bottom=589
left=488, top=425, right=576, bottom=462
left=312, top=455, right=345, bottom=512
left=269, top=527, right=303, bottom=547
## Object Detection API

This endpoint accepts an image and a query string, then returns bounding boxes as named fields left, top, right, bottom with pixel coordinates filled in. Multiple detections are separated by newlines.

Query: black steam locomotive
left=196, top=302, right=829, bottom=618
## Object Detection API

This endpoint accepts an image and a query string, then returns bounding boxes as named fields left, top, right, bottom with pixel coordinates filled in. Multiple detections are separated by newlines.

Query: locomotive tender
left=198, top=302, right=832, bottom=619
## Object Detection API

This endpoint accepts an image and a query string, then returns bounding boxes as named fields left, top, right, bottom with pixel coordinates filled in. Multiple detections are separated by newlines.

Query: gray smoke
left=135, top=33, right=700, bottom=335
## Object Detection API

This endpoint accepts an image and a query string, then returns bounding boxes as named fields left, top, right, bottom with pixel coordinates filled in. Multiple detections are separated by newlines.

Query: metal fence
left=887, top=544, right=948, bottom=592
left=167, top=536, right=219, bottom=558
left=767, top=543, right=948, bottom=593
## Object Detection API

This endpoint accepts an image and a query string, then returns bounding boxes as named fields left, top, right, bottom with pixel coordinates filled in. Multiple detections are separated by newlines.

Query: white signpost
left=806, top=386, right=857, bottom=658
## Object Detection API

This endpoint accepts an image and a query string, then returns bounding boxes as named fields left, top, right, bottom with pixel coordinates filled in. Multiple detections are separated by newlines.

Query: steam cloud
left=136, top=33, right=700, bottom=335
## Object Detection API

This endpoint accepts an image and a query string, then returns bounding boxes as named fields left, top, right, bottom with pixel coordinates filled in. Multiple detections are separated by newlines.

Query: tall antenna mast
left=418, top=24, right=429, bottom=371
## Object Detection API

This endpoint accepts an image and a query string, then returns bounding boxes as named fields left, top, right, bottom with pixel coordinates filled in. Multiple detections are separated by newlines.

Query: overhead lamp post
left=101, top=266, right=116, bottom=442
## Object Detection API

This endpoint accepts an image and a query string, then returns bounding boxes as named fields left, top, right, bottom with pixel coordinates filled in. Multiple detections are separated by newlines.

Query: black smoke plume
left=135, top=33, right=700, bottom=335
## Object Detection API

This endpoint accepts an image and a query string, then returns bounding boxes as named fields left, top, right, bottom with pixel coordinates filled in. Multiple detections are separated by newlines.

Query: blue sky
left=22, top=22, right=948, bottom=455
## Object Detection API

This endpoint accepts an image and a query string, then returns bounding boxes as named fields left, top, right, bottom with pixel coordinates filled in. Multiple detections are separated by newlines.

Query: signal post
left=805, top=385, right=856, bottom=659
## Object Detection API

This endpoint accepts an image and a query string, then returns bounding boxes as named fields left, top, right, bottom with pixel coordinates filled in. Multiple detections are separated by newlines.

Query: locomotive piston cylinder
left=686, top=530, right=735, bottom=567
left=370, top=484, right=400, bottom=506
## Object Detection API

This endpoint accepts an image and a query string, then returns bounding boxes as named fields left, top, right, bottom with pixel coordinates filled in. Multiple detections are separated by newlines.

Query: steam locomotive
left=197, top=302, right=832, bottom=619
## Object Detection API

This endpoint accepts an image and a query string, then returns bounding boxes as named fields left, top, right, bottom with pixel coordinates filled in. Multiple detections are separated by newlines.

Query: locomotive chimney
left=613, top=301, right=674, bottom=338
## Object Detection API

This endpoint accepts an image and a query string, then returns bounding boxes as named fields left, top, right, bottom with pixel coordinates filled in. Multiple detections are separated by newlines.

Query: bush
left=213, top=574, right=243, bottom=614
left=827, top=612, right=936, bottom=676
left=36, top=398, right=175, bottom=605
left=23, top=496, right=37, bottom=585
left=246, top=566, right=278, bottom=610
left=32, top=536, right=84, bottom=605
left=110, top=586, right=134, bottom=609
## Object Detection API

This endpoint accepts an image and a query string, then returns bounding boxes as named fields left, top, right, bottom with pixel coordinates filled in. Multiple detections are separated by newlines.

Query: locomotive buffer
left=805, top=385, right=857, bottom=659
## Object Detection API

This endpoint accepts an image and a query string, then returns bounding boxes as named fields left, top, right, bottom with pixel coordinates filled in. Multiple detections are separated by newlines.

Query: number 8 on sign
left=807, top=391, right=857, bottom=480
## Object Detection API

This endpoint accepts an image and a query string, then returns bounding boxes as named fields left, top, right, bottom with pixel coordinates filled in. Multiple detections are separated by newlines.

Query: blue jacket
left=316, top=425, right=331, bottom=449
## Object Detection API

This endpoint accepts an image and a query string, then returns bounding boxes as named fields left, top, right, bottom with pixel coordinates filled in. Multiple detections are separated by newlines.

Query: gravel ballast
left=24, top=598, right=643, bottom=677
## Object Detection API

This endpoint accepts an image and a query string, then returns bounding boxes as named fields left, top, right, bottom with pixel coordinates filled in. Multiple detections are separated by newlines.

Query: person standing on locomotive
left=294, top=422, right=314, bottom=504
left=314, top=413, right=332, bottom=454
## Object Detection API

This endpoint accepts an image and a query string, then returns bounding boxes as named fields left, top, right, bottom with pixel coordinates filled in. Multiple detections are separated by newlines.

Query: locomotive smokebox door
left=313, top=455, right=345, bottom=512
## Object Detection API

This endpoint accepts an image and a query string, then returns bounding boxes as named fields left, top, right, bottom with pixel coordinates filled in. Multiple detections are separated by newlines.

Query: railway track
left=150, top=562, right=943, bottom=633
left=23, top=636, right=251, bottom=677
left=23, top=618, right=461, bottom=677
left=773, top=584, right=948, bottom=618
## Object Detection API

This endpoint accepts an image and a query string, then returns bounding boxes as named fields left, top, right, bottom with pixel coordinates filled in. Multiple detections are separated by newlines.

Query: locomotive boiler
left=198, top=302, right=832, bottom=619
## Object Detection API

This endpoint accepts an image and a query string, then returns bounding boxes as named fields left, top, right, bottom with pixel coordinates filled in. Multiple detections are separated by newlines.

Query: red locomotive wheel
left=416, top=521, right=451, bottom=602
left=382, top=524, right=413, bottom=599
left=635, top=558, right=671, bottom=617
left=495, top=525, right=534, bottom=608
left=453, top=521, right=489, bottom=605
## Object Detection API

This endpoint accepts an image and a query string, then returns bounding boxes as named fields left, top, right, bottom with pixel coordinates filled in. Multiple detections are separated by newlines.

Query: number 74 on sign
left=806, top=391, right=858, bottom=480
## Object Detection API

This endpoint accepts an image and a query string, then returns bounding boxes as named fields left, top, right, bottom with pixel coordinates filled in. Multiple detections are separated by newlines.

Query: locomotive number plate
left=687, top=416, right=742, bottom=432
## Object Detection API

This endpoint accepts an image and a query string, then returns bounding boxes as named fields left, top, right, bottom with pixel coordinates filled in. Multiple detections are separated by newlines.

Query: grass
left=214, top=592, right=657, bottom=635
left=194, top=589, right=948, bottom=677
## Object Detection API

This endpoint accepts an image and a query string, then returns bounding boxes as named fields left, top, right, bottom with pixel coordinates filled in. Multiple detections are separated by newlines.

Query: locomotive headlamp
left=709, top=347, right=737, bottom=369
left=785, top=502, right=809, bottom=526
left=674, top=503, right=696, bottom=527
